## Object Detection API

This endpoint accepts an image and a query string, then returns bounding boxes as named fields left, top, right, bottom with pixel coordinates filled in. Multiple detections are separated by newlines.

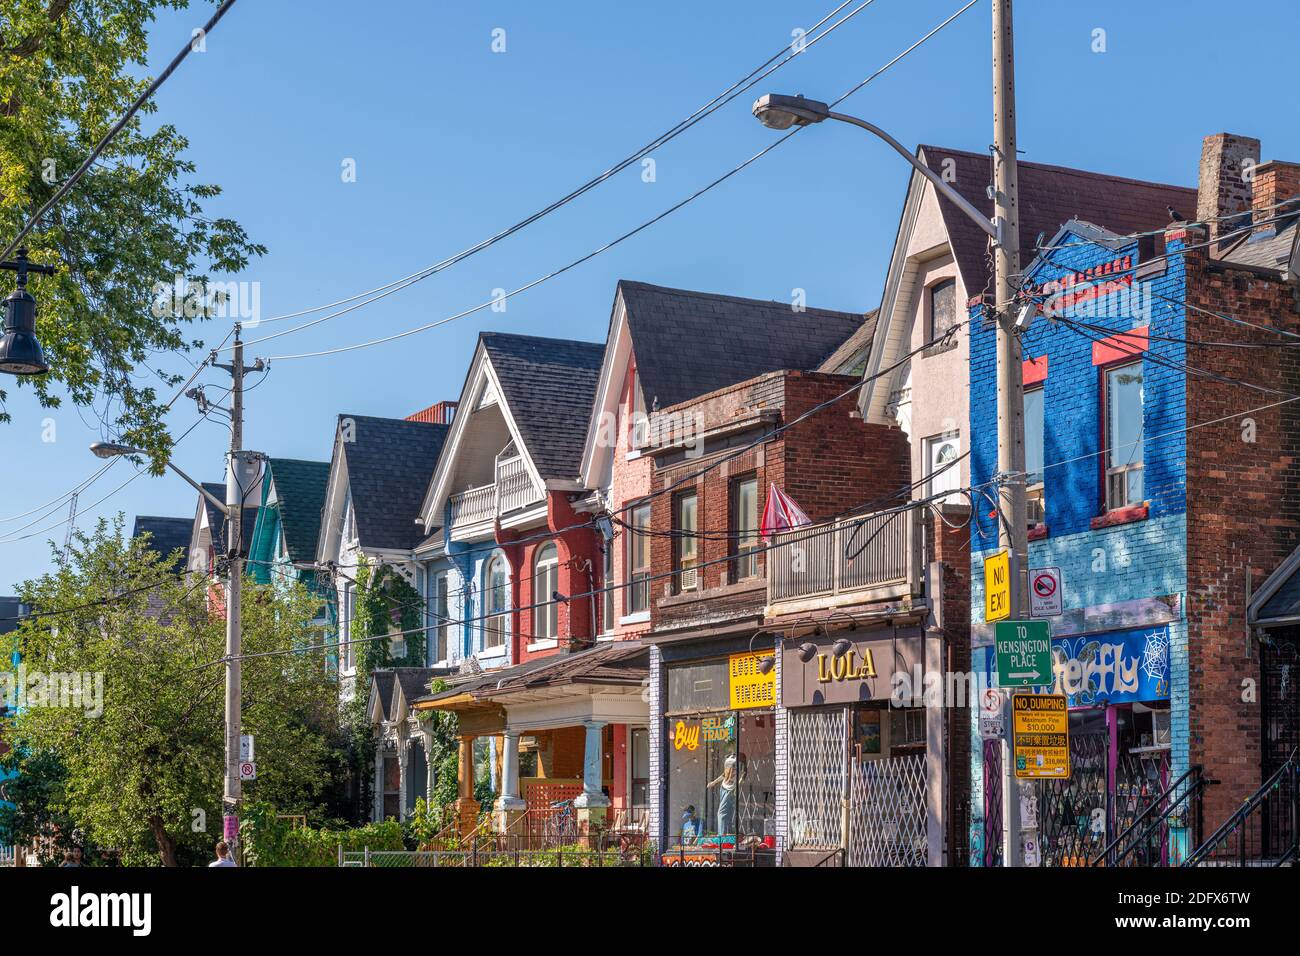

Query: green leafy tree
left=0, top=1, right=265, bottom=461
left=1, top=518, right=336, bottom=865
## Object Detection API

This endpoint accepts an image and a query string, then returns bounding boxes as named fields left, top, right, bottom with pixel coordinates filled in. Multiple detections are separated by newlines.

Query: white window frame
left=532, top=542, right=560, bottom=641
left=1024, top=387, right=1045, bottom=526
left=625, top=503, right=651, bottom=615
left=483, top=552, right=510, bottom=651
left=1104, top=362, right=1145, bottom=512
left=924, top=432, right=962, bottom=505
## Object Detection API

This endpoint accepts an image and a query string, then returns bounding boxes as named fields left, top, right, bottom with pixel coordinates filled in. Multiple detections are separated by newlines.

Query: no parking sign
left=1029, top=566, right=1062, bottom=618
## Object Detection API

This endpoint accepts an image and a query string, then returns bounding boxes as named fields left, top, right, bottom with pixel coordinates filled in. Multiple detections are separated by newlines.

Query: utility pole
left=213, top=323, right=263, bottom=851
left=992, top=0, right=1027, bottom=868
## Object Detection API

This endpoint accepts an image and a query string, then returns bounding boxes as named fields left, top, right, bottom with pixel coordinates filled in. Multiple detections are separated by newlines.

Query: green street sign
left=994, top=620, right=1052, bottom=687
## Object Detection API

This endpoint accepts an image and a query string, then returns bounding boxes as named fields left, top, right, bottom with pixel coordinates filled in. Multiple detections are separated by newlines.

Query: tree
left=1, top=518, right=336, bottom=865
left=0, top=1, right=265, bottom=464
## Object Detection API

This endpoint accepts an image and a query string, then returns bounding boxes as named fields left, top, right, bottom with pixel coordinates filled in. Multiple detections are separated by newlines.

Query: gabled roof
left=479, top=333, right=604, bottom=481
left=131, top=516, right=192, bottom=572
left=368, top=670, right=398, bottom=723
left=817, top=308, right=880, bottom=374
left=265, top=458, right=330, bottom=564
left=618, top=280, right=869, bottom=409
left=195, top=483, right=257, bottom=558
left=915, top=146, right=1195, bottom=297
left=333, top=415, right=450, bottom=552
left=392, top=666, right=440, bottom=708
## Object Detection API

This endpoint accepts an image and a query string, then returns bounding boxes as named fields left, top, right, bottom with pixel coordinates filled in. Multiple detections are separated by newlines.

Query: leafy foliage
left=0, top=0, right=265, bottom=462
left=240, top=801, right=403, bottom=867
left=1, top=518, right=337, bottom=865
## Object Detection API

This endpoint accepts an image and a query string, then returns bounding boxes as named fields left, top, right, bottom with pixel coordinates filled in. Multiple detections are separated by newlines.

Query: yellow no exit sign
left=985, top=550, right=1010, bottom=622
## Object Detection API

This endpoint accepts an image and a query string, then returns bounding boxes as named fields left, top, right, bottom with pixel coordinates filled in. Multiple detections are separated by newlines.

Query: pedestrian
left=208, top=841, right=237, bottom=867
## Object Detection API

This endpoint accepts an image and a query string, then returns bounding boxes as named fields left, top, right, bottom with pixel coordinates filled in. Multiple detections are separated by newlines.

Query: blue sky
left=3, top=0, right=1299, bottom=590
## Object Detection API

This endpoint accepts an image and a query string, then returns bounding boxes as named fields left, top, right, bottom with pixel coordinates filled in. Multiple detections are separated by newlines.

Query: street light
left=0, top=250, right=56, bottom=376
left=89, top=441, right=228, bottom=512
left=751, top=94, right=1001, bottom=245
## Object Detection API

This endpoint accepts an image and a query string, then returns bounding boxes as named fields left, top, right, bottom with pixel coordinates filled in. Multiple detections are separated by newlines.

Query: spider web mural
left=1140, top=630, right=1169, bottom=683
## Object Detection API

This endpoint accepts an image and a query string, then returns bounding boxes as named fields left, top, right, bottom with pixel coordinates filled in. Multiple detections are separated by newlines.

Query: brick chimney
left=406, top=400, right=458, bottom=424
left=1196, top=133, right=1260, bottom=239
left=1252, top=159, right=1300, bottom=227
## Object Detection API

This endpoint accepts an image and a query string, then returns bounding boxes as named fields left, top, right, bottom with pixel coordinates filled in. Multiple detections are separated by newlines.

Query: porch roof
left=475, top=642, right=649, bottom=699
left=1250, top=543, right=1300, bottom=626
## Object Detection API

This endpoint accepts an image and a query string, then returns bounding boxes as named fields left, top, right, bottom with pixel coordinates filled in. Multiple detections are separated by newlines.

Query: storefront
left=659, top=641, right=779, bottom=866
left=1014, top=625, right=1173, bottom=866
left=780, top=626, right=938, bottom=867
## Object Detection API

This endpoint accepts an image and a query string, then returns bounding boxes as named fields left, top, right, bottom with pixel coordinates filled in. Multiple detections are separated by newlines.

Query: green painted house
left=248, top=458, right=333, bottom=626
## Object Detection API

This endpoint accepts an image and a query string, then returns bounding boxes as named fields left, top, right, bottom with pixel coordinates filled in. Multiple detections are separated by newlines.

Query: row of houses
left=129, top=130, right=1300, bottom=866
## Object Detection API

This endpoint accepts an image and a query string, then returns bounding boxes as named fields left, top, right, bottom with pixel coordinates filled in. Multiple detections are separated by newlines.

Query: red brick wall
left=647, top=370, right=911, bottom=631
left=1181, top=227, right=1300, bottom=824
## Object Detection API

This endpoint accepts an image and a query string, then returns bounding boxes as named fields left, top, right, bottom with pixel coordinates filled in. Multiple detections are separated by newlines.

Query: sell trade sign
left=1011, top=693, right=1070, bottom=779
left=995, top=620, right=1052, bottom=687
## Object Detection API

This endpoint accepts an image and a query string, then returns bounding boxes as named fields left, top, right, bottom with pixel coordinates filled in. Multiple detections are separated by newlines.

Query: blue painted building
left=969, top=219, right=1190, bottom=866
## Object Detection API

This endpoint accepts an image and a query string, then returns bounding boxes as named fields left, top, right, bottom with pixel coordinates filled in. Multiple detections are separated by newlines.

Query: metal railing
left=1184, top=757, right=1298, bottom=867
left=1090, top=766, right=1211, bottom=867
left=341, top=844, right=657, bottom=867
left=447, top=457, right=545, bottom=531
left=768, top=504, right=923, bottom=607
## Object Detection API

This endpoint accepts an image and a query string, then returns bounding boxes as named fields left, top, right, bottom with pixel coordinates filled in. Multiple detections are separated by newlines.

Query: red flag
left=760, top=483, right=811, bottom=543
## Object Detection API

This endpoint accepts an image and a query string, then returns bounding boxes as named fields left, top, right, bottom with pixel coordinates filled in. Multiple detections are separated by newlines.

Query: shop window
left=532, top=542, right=559, bottom=640
left=1103, top=362, right=1144, bottom=511
left=1025, top=386, right=1045, bottom=526
left=730, top=475, right=759, bottom=582
left=625, top=502, right=651, bottom=614
left=673, top=491, right=698, bottom=592
left=665, top=710, right=776, bottom=848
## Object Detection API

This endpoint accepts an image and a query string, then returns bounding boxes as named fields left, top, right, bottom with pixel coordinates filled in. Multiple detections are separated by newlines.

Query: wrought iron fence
left=1185, top=758, right=1297, bottom=867
left=340, top=845, right=657, bottom=868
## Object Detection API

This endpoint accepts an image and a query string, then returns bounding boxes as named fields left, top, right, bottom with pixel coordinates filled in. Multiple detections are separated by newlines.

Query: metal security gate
left=847, top=753, right=928, bottom=866
left=787, top=708, right=848, bottom=849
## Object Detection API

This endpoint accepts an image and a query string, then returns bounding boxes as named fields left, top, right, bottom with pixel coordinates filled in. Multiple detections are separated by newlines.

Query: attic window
left=927, top=278, right=957, bottom=342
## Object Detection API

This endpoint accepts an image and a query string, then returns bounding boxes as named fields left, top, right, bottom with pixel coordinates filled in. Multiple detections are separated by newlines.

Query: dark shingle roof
left=478, top=642, right=649, bottom=697
left=617, top=280, right=869, bottom=409
left=131, top=516, right=192, bottom=572
left=199, top=483, right=256, bottom=556
left=916, top=146, right=1196, bottom=297
left=267, top=458, right=330, bottom=564
left=340, top=415, right=450, bottom=551
left=0, top=596, right=27, bottom=637
left=1216, top=211, right=1299, bottom=272
left=817, top=309, right=879, bottom=373
left=370, top=670, right=397, bottom=722
left=391, top=667, right=440, bottom=708
left=480, top=333, right=604, bottom=481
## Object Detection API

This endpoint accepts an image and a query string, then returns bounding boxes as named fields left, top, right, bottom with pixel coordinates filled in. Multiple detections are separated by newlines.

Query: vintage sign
left=995, top=620, right=1052, bottom=687
left=1029, top=567, right=1063, bottom=618
left=985, top=551, right=1011, bottom=623
left=728, top=651, right=776, bottom=709
left=1043, top=626, right=1171, bottom=706
left=1012, top=694, right=1070, bottom=779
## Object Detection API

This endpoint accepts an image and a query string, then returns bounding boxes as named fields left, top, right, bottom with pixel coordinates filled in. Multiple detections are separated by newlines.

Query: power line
left=250, top=0, right=980, bottom=362
left=0, top=0, right=241, bottom=260
left=226, top=0, right=879, bottom=337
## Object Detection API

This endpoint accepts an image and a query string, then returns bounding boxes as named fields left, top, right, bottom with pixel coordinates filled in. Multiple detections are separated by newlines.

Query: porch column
left=454, top=734, right=480, bottom=837
left=372, top=737, right=384, bottom=823
left=420, top=727, right=436, bottom=807
left=397, top=741, right=410, bottom=822
left=494, top=730, right=527, bottom=834
left=574, top=720, right=610, bottom=838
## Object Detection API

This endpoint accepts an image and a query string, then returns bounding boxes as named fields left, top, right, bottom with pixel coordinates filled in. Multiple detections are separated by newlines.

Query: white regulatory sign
left=979, top=687, right=1005, bottom=740
left=1029, top=566, right=1063, bottom=618
left=239, top=761, right=257, bottom=781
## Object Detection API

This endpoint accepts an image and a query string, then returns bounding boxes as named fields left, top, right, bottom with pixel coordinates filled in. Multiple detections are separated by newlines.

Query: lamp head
left=752, top=93, right=830, bottom=130
left=89, top=441, right=146, bottom=460
left=0, top=287, right=47, bottom=375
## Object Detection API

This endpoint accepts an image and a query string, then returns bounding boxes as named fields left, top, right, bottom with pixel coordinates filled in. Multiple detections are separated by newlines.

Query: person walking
left=208, top=841, right=237, bottom=867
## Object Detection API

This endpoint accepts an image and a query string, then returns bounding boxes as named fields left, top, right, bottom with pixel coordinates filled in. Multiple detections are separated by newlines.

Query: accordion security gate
left=848, top=753, right=929, bottom=866
left=787, top=708, right=929, bottom=865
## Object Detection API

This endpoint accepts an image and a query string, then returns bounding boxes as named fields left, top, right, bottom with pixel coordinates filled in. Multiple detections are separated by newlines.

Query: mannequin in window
left=707, top=753, right=746, bottom=838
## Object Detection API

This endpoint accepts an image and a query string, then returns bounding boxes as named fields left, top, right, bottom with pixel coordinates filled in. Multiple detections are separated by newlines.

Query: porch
left=447, top=453, right=544, bottom=534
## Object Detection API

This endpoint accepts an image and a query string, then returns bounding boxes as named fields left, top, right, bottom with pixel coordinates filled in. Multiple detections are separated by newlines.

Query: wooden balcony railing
left=448, top=456, right=545, bottom=532
left=767, top=504, right=924, bottom=610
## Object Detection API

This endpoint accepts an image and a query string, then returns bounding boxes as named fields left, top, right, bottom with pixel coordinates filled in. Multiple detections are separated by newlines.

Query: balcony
left=767, top=504, right=924, bottom=614
left=448, top=456, right=544, bottom=533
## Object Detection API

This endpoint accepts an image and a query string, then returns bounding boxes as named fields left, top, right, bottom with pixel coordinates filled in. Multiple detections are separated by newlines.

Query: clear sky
left=3, top=0, right=1299, bottom=591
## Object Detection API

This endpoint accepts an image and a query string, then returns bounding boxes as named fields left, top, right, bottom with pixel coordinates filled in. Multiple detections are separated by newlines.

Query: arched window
left=533, top=542, right=559, bottom=641
left=483, top=553, right=509, bottom=649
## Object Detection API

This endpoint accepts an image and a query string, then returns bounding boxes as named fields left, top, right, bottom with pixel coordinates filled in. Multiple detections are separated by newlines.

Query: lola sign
left=817, top=648, right=877, bottom=683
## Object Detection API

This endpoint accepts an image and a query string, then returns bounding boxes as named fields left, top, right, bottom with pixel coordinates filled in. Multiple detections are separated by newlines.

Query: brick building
left=968, top=133, right=1300, bottom=865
